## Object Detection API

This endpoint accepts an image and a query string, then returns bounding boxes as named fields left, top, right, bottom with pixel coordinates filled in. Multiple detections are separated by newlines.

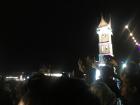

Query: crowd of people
left=0, top=57, right=140, bottom=105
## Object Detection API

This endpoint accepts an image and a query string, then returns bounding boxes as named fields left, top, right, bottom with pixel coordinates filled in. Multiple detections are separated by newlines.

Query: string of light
left=125, top=25, right=139, bottom=46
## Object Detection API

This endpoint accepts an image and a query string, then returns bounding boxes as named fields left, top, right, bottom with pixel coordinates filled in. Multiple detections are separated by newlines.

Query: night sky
left=2, top=0, right=140, bottom=72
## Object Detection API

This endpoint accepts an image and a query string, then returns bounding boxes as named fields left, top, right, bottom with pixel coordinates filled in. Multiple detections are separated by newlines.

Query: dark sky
left=1, top=0, right=140, bottom=72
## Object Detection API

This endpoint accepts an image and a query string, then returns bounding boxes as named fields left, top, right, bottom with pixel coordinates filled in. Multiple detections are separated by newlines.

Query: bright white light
left=44, top=73, right=62, bottom=77
left=125, top=25, right=128, bottom=29
left=51, top=73, right=62, bottom=77
left=113, top=77, right=115, bottom=80
left=130, top=33, right=133, bottom=36
left=6, top=76, right=18, bottom=79
left=44, top=73, right=51, bottom=76
left=98, top=63, right=106, bottom=67
left=95, top=69, right=101, bottom=80
left=20, top=75, right=22, bottom=80
left=97, top=25, right=112, bottom=36
left=136, top=42, right=139, bottom=45
left=5, top=76, right=26, bottom=81
left=122, top=63, right=127, bottom=69
left=27, top=76, right=29, bottom=79
left=132, top=37, right=135, bottom=40
left=134, top=39, right=137, bottom=43
left=83, top=74, right=86, bottom=76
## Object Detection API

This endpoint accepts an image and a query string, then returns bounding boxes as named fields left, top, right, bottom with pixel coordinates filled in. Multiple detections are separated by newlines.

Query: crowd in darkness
left=0, top=57, right=140, bottom=105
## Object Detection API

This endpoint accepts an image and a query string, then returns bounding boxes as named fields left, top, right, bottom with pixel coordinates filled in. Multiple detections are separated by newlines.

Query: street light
left=132, top=37, right=135, bottom=40
left=122, top=63, right=127, bottom=69
left=95, top=69, right=100, bottom=80
left=130, top=33, right=133, bottom=36
left=125, top=25, right=128, bottom=29
left=98, top=63, right=106, bottom=67
left=124, top=24, right=140, bottom=47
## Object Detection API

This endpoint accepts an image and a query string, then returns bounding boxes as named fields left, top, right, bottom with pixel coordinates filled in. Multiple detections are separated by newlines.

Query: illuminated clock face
left=99, top=34, right=109, bottom=42
left=99, top=44, right=110, bottom=54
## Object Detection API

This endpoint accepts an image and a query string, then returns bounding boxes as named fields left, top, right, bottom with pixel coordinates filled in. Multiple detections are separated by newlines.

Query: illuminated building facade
left=96, top=17, right=113, bottom=65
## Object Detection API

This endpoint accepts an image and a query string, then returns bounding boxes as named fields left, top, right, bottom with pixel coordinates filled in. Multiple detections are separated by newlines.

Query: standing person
left=120, top=62, right=140, bottom=105
left=78, top=56, right=96, bottom=85
left=18, top=73, right=101, bottom=105
left=90, top=81, right=116, bottom=105
left=98, top=65, right=120, bottom=98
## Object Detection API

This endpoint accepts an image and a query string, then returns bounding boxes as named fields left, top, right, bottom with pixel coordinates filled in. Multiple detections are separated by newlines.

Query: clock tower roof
left=98, top=17, right=108, bottom=28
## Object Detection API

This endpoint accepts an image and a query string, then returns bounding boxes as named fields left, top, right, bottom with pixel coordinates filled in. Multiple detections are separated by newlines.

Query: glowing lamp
left=122, top=63, right=127, bottom=69
left=130, top=33, right=133, bottom=36
left=125, top=25, right=128, bottom=29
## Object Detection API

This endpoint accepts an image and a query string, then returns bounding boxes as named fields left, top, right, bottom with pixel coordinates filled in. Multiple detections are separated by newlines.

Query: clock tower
left=96, top=17, right=113, bottom=65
